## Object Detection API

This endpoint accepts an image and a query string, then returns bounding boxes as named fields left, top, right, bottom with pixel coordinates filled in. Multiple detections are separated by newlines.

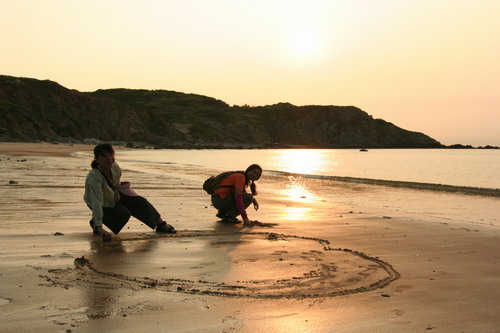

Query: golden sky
left=1, top=0, right=499, bottom=146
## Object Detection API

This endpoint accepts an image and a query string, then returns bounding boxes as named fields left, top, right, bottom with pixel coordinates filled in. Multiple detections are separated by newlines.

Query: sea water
left=121, top=149, right=500, bottom=190
left=115, top=148, right=500, bottom=228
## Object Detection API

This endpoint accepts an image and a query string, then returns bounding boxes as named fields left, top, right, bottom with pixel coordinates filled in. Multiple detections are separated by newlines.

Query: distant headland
left=0, top=75, right=496, bottom=149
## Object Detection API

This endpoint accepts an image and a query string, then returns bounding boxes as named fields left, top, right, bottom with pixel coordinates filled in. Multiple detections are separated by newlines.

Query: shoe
left=216, top=212, right=225, bottom=219
left=156, top=221, right=177, bottom=234
left=221, top=215, right=239, bottom=223
left=89, top=219, right=99, bottom=235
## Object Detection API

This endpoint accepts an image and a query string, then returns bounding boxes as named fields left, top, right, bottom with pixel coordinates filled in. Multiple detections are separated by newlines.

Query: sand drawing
left=43, top=231, right=400, bottom=299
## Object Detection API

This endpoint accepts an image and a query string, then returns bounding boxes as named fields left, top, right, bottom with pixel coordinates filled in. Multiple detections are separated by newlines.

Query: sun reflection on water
left=274, top=150, right=332, bottom=221
left=278, top=177, right=316, bottom=220
left=275, top=150, right=332, bottom=202
left=282, top=176, right=316, bottom=200
left=275, top=149, right=330, bottom=175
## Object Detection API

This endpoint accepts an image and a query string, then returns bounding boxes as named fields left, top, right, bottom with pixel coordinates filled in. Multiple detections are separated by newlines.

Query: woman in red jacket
left=211, top=164, right=262, bottom=225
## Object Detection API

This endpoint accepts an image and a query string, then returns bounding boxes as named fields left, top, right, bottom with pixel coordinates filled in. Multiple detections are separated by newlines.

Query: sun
left=276, top=2, right=324, bottom=60
left=290, top=27, right=320, bottom=57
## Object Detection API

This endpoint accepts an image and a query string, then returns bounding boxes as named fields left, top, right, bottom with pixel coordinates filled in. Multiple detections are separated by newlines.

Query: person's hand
left=253, top=199, right=259, bottom=211
left=242, top=217, right=253, bottom=226
left=97, top=226, right=112, bottom=241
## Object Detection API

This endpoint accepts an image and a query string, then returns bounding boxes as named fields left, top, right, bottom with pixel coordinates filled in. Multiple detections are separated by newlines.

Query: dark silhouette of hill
left=0, top=75, right=443, bottom=148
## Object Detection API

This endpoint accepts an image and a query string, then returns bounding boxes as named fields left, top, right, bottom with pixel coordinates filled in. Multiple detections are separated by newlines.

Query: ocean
left=114, top=148, right=500, bottom=228
left=119, top=148, right=499, bottom=189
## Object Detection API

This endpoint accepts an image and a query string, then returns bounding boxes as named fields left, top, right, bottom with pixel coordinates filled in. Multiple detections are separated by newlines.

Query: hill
left=0, top=75, right=443, bottom=148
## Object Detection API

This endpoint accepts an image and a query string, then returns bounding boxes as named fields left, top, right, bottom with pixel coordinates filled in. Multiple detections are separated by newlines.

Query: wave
left=267, top=170, right=500, bottom=198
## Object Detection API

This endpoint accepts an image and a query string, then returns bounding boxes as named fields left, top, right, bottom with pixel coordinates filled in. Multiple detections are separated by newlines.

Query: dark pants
left=98, top=193, right=161, bottom=234
left=211, top=193, right=253, bottom=218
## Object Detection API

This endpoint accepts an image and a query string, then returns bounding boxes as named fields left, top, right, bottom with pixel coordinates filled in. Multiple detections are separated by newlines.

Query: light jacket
left=83, top=163, right=122, bottom=227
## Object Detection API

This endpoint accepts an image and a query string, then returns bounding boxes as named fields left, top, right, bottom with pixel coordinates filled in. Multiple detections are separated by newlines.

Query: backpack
left=203, top=171, right=242, bottom=195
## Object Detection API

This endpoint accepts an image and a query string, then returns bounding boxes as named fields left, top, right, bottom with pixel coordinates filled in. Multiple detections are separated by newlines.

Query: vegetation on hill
left=0, top=75, right=443, bottom=148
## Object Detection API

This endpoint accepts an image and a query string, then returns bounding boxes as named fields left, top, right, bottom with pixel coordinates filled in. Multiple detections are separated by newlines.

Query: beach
left=0, top=142, right=499, bottom=333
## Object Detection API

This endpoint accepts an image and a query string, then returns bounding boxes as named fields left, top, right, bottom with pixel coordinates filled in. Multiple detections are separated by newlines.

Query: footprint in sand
left=221, top=316, right=243, bottom=332
left=0, top=297, right=11, bottom=305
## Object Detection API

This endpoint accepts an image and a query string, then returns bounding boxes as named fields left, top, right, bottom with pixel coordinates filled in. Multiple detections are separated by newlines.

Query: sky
left=1, top=0, right=499, bottom=146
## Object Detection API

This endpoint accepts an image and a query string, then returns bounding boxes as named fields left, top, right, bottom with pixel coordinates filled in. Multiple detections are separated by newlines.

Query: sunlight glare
left=281, top=176, right=316, bottom=201
left=290, top=27, right=320, bottom=57
left=277, top=2, right=324, bottom=60
left=281, top=206, right=312, bottom=221
left=276, top=149, right=324, bottom=175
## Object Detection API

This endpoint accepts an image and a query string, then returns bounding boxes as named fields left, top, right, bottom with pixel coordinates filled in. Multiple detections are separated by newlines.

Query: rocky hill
left=0, top=75, right=443, bottom=148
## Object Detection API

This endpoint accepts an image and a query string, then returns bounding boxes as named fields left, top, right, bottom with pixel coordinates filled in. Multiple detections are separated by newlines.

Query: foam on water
left=267, top=170, right=500, bottom=197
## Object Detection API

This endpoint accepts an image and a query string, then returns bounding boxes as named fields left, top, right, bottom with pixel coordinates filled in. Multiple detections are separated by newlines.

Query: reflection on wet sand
left=280, top=176, right=318, bottom=200
left=275, top=176, right=319, bottom=220
left=84, top=238, right=159, bottom=318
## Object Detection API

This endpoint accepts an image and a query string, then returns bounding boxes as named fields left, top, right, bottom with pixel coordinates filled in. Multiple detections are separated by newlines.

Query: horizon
left=1, top=1, right=499, bottom=146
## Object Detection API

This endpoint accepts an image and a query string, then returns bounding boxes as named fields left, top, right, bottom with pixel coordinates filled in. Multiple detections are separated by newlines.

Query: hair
left=91, top=143, right=115, bottom=168
left=244, top=164, right=262, bottom=196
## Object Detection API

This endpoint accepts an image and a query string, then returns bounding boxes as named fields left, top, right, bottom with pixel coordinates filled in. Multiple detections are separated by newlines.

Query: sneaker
left=89, top=219, right=99, bottom=235
left=221, top=216, right=239, bottom=223
left=156, top=221, right=177, bottom=233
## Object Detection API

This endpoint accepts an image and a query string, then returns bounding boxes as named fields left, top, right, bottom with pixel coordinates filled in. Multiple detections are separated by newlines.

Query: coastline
left=0, top=139, right=498, bottom=150
left=1, top=142, right=499, bottom=332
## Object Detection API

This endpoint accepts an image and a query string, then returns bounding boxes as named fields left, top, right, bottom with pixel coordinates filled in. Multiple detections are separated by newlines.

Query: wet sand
left=0, top=142, right=499, bottom=332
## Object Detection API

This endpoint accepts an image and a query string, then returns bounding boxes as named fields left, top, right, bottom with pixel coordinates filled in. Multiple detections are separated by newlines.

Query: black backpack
left=203, top=171, right=242, bottom=195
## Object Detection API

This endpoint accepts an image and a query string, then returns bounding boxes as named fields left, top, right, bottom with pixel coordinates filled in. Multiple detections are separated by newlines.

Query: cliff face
left=0, top=75, right=442, bottom=148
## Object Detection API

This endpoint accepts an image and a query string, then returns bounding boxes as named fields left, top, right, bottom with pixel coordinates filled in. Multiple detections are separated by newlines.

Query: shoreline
left=1, top=140, right=498, bottom=150
left=1, top=142, right=499, bottom=332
